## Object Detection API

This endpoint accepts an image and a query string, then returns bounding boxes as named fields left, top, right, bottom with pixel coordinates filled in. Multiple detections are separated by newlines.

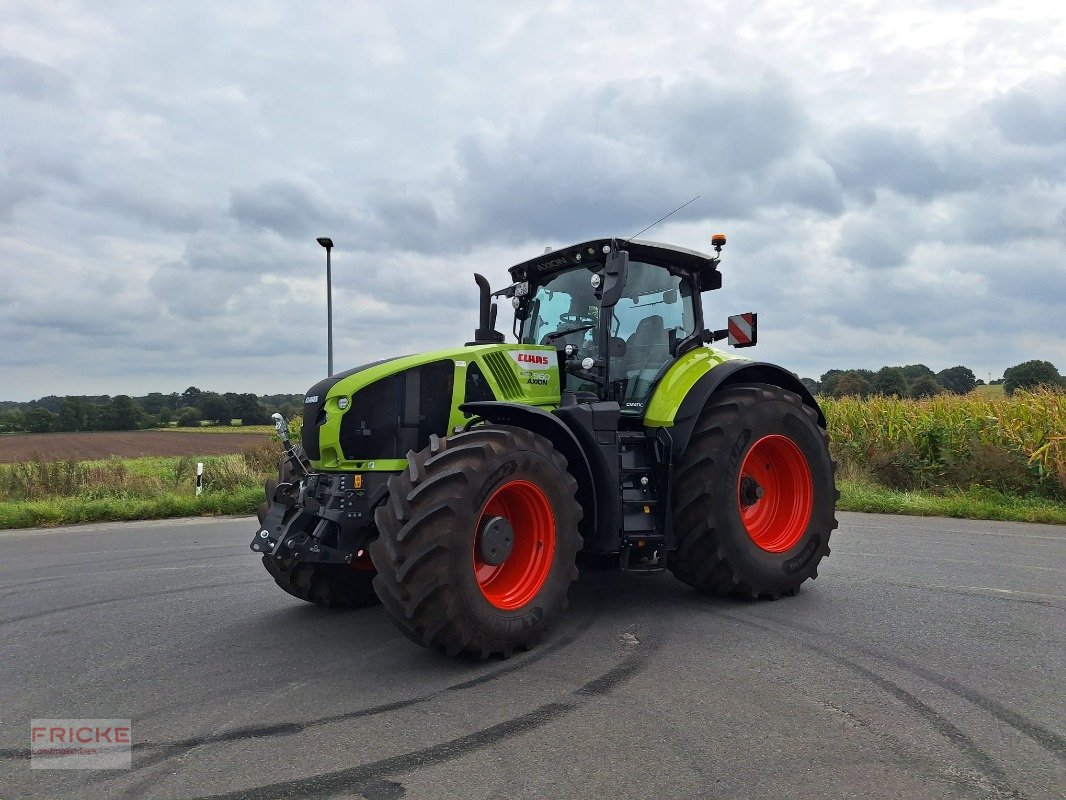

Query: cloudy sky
left=2, top=0, right=1064, bottom=400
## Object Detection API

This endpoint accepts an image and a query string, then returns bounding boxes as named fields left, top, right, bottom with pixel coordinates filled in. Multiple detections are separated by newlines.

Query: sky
left=1, top=0, right=1064, bottom=401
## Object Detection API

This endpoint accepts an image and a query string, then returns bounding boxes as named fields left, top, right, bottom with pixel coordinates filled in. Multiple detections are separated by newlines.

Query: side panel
left=308, top=344, right=560, bottom=471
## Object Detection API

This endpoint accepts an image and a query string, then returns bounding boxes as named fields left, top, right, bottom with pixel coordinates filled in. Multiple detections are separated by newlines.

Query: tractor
left=251, top=236, right=837, bottom=658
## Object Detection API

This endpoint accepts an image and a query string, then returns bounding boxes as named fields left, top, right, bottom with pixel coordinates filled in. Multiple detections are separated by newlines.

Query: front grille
left=483, top=351, right=523, bottom=400
left=339, top=360, right=454, bottom=460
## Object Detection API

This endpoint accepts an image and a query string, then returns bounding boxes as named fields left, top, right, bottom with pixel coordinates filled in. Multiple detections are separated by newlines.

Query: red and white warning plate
left=727, top=313, right=757, bottom=347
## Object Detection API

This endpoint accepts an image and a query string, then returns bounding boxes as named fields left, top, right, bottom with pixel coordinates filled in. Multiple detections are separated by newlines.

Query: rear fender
left=657, top=361, right=824, bottom=459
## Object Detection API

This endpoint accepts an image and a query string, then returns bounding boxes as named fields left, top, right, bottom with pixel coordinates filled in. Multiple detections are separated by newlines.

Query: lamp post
left=316, top=237, right=334, bottom=376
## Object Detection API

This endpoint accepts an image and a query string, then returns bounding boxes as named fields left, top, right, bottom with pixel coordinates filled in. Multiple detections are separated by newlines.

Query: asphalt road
left=1, top=513, right=1063, bottom=800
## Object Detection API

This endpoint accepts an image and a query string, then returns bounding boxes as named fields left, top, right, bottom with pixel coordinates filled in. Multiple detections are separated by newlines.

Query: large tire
left=257, top=454, right=379, bottom=609
left=669, top=383, right=837, bottom=599
left=370, top=426, right=582, bottom=658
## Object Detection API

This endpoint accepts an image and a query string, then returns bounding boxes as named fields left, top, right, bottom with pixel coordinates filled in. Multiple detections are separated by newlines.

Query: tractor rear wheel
left=669, top=384, right=837, bottom=599
left=257, top=455, right=379, bottom=609
left=370, top=426, right=582, bottom=658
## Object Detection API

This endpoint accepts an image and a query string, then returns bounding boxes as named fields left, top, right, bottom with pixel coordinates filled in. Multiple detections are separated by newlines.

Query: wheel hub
left=739, top=475, right=764, bottom=507
left=477, top=515, right=514, bottom=566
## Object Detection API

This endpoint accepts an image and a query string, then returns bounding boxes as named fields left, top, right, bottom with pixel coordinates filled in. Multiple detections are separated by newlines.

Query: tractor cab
left=504, top=238, right=745, bottom=412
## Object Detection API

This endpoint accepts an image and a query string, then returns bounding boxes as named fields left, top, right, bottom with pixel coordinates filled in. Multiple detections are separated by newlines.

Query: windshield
left=520, top=262, right=696, bottom=403
left=519, top=266, right=600, bottom=350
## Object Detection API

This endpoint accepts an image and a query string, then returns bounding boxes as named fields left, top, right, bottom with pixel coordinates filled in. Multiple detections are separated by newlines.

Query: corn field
left=822, top=387, right=1065, bottom=496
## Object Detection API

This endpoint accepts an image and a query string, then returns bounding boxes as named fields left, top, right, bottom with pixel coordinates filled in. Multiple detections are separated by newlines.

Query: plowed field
left=0, top=430, right=269, bottom=463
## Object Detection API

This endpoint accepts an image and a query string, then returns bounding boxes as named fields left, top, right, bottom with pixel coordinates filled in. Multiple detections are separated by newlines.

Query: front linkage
left=249, top=414, right=387, bottom=588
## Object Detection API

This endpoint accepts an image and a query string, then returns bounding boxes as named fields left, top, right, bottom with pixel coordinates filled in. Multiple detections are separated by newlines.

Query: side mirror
left=597, top=247, right=629, bottom=308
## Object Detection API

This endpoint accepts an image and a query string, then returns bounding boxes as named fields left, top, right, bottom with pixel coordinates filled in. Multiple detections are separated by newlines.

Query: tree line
left=3, top=359, right=1061, bottom=433
left=0, top=387, right=303, bottom=434
left=802, top=360, right=1064, bottom=398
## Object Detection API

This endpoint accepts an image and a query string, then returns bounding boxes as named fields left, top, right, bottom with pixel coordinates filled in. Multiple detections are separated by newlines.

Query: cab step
left=620, top=534, right=667, bottom=573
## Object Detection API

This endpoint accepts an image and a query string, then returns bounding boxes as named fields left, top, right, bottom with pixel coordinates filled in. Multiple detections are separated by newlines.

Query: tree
left=936, top=366, right=977, bottom=395
left=115, top=395, right=144, bottom=429
left=158, top=407, right=174, bottom=425
left=819, top=369, right=846, bottom=396
left=181, top=386, right=205, bottom=408
left=909, top=375, right=944, bottom=398
left=899, top=364, right=935, bottom=384
left=84, top=404, right=103, bottom=431
left=200, top=394, right=232, bottom=425
left=57, top=397, right=88, bottom=431
left=1003, top=360, right=1062, bottom=395
left=0, top=409, right=24, bottom=433
left=230, top=393, right=267, bottom=425
left=872, top=367, right=908, bottom=397
left=100, top=395, right=144, bottom=430
left=141, top=392, right=169, bottom=415
left=23, top=407, right=56, bottom=433
left=830, top=372, right=872, bottom=398
left=800, top=377, right=821, bottom=395
left=177, top=407, right=201, bottom=427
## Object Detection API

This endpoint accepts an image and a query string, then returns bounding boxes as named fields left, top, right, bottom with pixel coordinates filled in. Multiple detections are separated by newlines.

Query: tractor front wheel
left=669, top=384, right=837, bottom=599
left=371, top=426, right=582, bottom=658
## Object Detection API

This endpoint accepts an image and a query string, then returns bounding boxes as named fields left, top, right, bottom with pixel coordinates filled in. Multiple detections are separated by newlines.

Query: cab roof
left=507, top=238, right=721, bottom=289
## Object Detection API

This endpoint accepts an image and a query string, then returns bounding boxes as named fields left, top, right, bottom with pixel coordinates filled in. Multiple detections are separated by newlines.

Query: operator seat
left=621, top=315, right=671, bottom=400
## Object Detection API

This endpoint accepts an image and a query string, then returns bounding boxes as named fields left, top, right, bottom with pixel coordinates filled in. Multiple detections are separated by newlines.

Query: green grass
left=2, top=435, right=1063, bottom=529
left=0, top=487, right=262, bottom=529
left=838, top=479, right=1066, bottom=525
left=157, top=425, right=275, bottom=434
left=0, top=447, right=277, bottom=529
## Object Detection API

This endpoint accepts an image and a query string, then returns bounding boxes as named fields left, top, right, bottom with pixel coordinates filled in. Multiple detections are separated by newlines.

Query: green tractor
left=251, top=236, right=836, bottom=658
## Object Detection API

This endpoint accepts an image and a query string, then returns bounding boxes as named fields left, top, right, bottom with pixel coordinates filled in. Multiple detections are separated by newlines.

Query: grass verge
left=3, top=477, right=1061, bottom=531
left=0, top=486, right=263, bottom=529
left=838, top=479, right=1066, bottom=525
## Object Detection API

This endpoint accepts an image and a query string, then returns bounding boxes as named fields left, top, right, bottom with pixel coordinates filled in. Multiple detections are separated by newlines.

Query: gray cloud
left=0, top=1, right=1063, bottom=398
left=826, top=125, right=979, bottom=201
left=0, top=52, right=74, bottom=103
left=988, top=74, right=1066, bottom=147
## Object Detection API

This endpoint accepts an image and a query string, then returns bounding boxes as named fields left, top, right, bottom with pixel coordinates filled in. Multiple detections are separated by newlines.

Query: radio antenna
left=622, top=194, right=701, bottom=246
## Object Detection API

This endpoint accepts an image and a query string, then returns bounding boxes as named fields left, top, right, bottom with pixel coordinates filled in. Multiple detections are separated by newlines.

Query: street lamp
left=316, top=237, right=334, bottom=376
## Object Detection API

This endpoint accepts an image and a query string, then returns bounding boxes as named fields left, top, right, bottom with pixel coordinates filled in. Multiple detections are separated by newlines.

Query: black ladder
left=618, top=431, right=667, bottom=572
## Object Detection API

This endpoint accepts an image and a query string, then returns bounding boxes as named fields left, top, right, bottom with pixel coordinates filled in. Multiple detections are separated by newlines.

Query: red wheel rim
left=473, top=480, right=556, bottom=610
left=738, top=434, right=813, bottom=553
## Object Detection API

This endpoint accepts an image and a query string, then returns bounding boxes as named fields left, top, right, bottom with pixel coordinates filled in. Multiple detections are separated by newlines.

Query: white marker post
left=196, top=462, right=204, bottom=496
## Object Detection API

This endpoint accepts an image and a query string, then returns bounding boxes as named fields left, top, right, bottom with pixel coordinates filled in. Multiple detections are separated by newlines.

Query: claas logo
left=516, top=353, right=550, bottom=365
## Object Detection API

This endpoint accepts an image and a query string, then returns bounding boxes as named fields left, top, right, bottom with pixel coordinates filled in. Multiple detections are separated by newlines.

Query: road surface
left=1, top=512, right=1063, bottom=799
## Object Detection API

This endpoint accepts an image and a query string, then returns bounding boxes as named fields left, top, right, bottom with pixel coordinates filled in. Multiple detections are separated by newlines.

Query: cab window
left=610, top=263, right=695, bottom=404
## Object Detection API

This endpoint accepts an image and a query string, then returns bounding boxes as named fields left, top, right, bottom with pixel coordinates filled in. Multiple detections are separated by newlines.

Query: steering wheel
left=559, top=312, right=593, bottom=325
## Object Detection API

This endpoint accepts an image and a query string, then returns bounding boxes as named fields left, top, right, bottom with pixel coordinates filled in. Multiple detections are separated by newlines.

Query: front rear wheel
left=370, top=426, right=582, bottom=658
left=669, top=384, right=837, bottom=599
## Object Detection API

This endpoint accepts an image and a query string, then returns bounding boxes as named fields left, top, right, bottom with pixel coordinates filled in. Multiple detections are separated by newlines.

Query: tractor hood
left=300, top=343, right=560, bottom=471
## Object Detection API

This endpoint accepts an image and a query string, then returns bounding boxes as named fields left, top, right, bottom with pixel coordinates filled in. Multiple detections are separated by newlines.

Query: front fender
left=459, top=401, right=598, bottom=542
